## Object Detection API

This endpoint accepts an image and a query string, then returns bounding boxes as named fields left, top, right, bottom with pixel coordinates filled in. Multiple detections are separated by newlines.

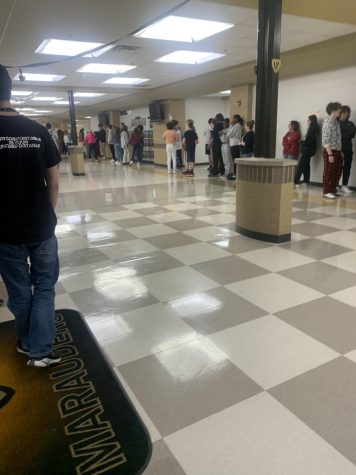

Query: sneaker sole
left=27, top=357, right=61, bottom=368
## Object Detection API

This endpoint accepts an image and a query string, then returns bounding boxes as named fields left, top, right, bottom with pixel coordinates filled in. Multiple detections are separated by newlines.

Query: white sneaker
left=323, top=193, right=336, bottom=199
left=110, top=159, right=115, bottom=162
left=172, top=169, right=177, bottom=174
left=114, top=161, right=121, bottom=166
left=341, top=186, right=353, bottom=194
left=137, top=162, right=141, bottom=169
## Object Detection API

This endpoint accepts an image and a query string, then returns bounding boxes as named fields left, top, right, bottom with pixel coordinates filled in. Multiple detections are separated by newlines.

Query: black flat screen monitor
left=149, top=102, right=164, bottom=121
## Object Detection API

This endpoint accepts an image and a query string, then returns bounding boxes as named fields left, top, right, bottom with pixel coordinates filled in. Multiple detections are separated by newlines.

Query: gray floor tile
left=145, top=233, right=199, bottom=250
left=181, top=209, right=220, bottom=218
left=118, top=339, right=262, bottom=436
left=270, top=357, right=356, bottom=465
left=144, top=440, right=186, bottom=475
left=113, top=216, right=158, bottom=228
left=167, top=286, right=266, bottom=335
left=276, top=297, right=356, bottom=353
left=59, top=248, right=108, bottom=268
left=279, top=262, right=356, bottom=294
left=280, top=238, right=351, bottom=260
left=117, top=251, right=183, bottom=276
left=292, top=201, right=323, bottom=210
left=134, top=206, right=171, bottom=216
left=210, top=234, right=273, bottom=254
left=165, top=219, right=210, bottom=231
left=70, top=285, right=158, bottom=315
left=292, top=210, right=333, bottom=221
left=292, top=222, right=340, bottom=237
left=192, top=255, right=268, bottom=285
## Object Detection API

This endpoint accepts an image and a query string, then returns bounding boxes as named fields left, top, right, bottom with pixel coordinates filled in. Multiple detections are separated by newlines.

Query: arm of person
left=183, top=137, right=187, bottom=149
left=45, top=165, right=59, bottom=209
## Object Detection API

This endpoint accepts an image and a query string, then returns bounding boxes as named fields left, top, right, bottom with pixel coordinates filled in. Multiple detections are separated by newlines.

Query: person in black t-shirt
left=0, top=65, right=62, bottom=368
left=209, top=113, right=225, bottom=177
left=182, top=119, right=199, bottom=177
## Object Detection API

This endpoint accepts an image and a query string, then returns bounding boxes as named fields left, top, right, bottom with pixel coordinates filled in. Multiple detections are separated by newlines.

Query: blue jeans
left=283, top=154, right=298, bottom=160
left=114, top=143, right=123, bottom=162
left=0, top=236, right=59, bottom=357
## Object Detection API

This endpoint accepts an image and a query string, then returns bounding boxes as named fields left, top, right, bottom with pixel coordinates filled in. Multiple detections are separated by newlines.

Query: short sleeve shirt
left=183, top=130, right=198, bottom=150
left=0, top=115, right=61, bottom=244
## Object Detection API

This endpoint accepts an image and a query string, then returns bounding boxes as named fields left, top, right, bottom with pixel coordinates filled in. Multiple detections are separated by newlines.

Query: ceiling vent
left=113, top=45, right=141, bottom=52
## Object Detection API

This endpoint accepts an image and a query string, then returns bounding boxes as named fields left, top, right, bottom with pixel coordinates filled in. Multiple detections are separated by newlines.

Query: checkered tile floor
left=3, top=162, right=356, bottom=474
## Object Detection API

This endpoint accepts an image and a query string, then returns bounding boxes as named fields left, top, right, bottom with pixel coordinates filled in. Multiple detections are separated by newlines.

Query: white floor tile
left=102, top=303, right=198, bottom=365
left=127, top=224, right=176, bottom=238
left=165, top=242, right=231, bottom=265
left=59, top=261, right=115, bottom=293
left=330, top=286, right=356, bottom=309
left=197, top=214, right=236, bottom=226
left=165, top=392, right=356, bottom=475
left=208, top=315, right=338, bottom=389
left=207, top=204, right=235, bottom=213
left=317, top=231, right=356, bottom=250
left=141, top=267, right=219, bottom=301
left=312, top=206, right=356, bottom=216
left=238, top=246, right=315, bottom=272
left=322, top=251, right=356, bottom=274
left=312, top=216, right=356, bottom=230
left=123, top=202, right=159, bottom=210
left=226, top=273, right=323, bottom=313
left=164, top=203, right=202, bottom=211
left=184, top=226, right=236, bottom=242
left=99, top=210, right=141, bottom=220
left=147, top=212, right=190, bottom=223
left=55, top=293, right=80, bottom=311
left=100, top=240, right=158, bottom=260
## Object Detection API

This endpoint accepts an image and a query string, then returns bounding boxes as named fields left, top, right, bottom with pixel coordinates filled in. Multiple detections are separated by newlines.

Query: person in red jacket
left=282, top=121, right=301, bottom=159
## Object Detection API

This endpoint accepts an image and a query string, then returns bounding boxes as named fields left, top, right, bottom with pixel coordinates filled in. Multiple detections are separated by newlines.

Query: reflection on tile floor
left=4, top=161, right=356, bottom=473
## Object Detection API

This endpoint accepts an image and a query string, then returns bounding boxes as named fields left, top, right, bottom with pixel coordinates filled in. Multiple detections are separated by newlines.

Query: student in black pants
left=340, top=105, right=356, bottom=193
left=294, top=115, right=319, bottom=187
left=209, top=113, right=225, bottom=177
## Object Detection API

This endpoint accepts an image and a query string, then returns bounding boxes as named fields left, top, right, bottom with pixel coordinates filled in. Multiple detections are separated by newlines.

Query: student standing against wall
left=322, top=102, right=343, bottom=199
left=339, top=105, right=356, bottom=193
left=294, top=115, right=319, bottom=187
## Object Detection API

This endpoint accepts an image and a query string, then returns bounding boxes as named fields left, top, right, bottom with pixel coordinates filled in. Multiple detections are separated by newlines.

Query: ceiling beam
left=212, top=0, right=356, bottom=25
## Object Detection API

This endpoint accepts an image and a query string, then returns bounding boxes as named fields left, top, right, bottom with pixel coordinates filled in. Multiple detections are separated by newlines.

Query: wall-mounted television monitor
left=149, top=101, right=164, bottom=122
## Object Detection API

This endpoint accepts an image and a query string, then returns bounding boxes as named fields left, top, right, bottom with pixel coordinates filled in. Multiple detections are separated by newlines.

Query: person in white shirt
left=173, top=120, right=183, bottom=169
left=204, top=118, right=214, bottom=171
left=120, top=123, right=129, bottom=164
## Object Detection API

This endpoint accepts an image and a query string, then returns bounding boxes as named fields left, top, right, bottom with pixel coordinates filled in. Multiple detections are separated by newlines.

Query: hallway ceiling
left=1, top=0, right=356, bottom=117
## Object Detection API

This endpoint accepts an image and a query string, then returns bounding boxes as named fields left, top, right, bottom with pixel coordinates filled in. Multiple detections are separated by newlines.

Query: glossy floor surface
left=3, top=160, right=356, bottom=473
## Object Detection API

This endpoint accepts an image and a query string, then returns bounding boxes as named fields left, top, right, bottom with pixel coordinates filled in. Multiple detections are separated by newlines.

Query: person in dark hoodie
left=294, top=115, right=319, bottom=186
left=339, top=105, right=356, bottom=194
left=208, top=113, right=225, bottom=177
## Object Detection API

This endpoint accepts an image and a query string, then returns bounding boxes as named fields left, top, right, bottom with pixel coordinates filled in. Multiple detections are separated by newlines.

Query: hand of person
left=328, top=155, right=334, bottom=164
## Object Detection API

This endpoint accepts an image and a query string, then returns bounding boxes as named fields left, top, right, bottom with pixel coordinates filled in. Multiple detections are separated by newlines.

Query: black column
left=68, top=90, right=78, bottom=146
left=254, top=0, right=282, bottom=158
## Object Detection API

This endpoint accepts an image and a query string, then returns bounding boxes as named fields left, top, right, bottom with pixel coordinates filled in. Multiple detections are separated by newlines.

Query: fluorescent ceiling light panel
left=220, top=90, right=231, bottom=94
left=13, top=73, right=65, bottom=82
left=11, top=90, right=34, bottom=96
left=30, top=96, right=62, bottom=101
left=103, top=77, right=149, bottom=85
left=35, top=39, right=114, bottom=57
left=134, top=15, right=234, bottom=42
left=53, top=100, right=80, bottom=104
left=73, top=92, right=106, bottom=97
left=77, top=63, right=136, bottom=74
left=33, top=110, right=53, bottom=113
left=85, top=116, right=92, bottom=119
left=155, top=50, right=224, bottom=64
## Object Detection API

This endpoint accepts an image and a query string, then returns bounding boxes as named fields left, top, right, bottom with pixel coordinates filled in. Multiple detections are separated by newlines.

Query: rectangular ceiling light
left=155, top=51, right=225, bottom=64
left=134, top=15, right=234, bottom=42
left=53, top=100, right=80, bottom=104
left=103, top=77, right=149, bottom=85
left=30, top=96, right=62, bottom=101
left=11, top=90, right=34, bottom=96
left=73, top=92, right=106, bottom=97
left=220, top=90, right=231, bottom=94
left=13, top=73, right=65, bottom=82
left=77, top=63, right=136, bottom=74
left=35, top=39, right=114, bottom=57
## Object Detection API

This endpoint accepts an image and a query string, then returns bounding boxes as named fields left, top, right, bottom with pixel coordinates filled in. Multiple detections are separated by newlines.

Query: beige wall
left=230, top=84, right=253, bottom=120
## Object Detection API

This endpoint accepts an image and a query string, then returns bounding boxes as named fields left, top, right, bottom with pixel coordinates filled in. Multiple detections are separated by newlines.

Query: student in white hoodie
left=120, top=123, right=129, bottom=164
